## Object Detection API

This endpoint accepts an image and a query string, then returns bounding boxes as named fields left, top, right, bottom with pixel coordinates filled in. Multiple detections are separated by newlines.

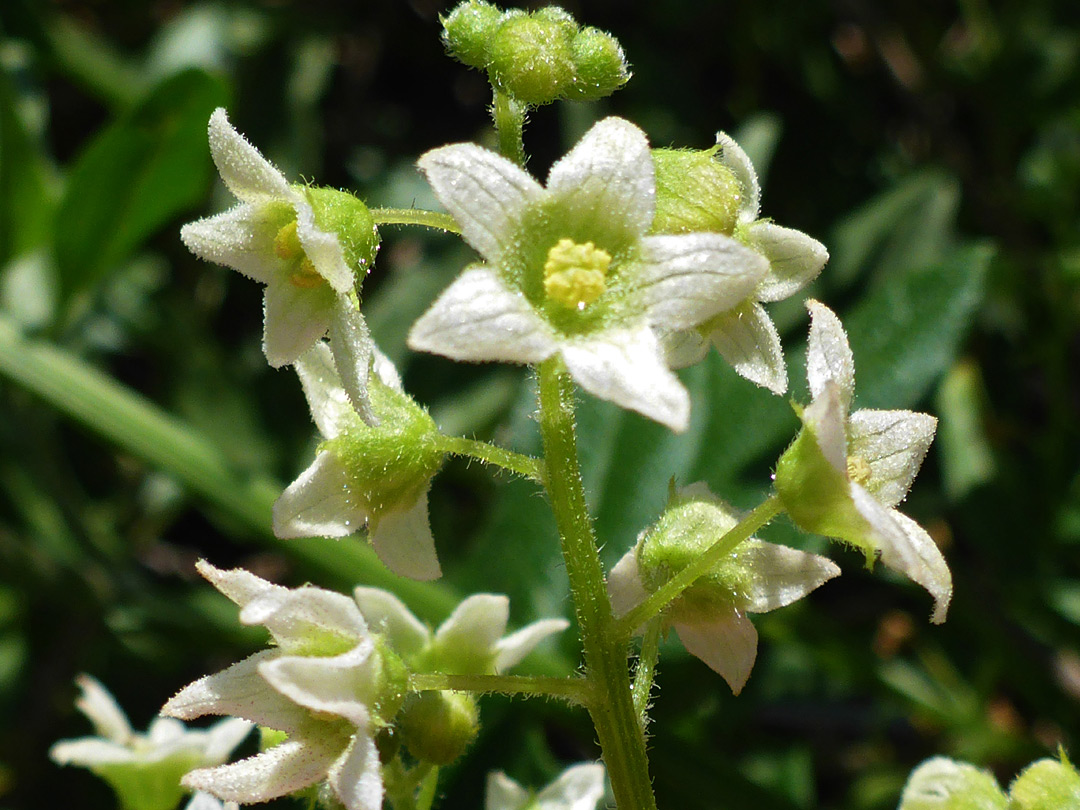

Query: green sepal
left=92, top=755, right=202, bottom=810
left=397, top=691, right=479, bottom=765
left=369, top=639, right=411, bottom=728
left=650, top=147, right=742, bottom=236
left=774, top=409, right=877, bottom=566
left=441, top=0, right=503, bottom=68
left=1008, top=753, right=1080, bottom=810
left=302, top=186, right=381, bottom=289
left=323, top=375, right=444, bottom=530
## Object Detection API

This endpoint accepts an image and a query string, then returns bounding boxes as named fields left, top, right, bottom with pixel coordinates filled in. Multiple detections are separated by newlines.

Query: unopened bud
left=397, top=692, right=479, bottom=765
left=650, top=148, right=742, bottom=236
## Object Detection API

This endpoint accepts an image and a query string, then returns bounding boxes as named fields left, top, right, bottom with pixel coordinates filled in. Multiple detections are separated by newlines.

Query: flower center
left=846, top=455, right=873, bottom=486
left=543, top=238, right=610, bottom=310
left=274, top=220, right=325, bottom=289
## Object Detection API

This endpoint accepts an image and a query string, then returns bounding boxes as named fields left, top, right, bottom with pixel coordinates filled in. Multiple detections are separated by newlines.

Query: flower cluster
left=162, top=561, right=567, bottom=810
left=486, top=762, right=607, bottom=810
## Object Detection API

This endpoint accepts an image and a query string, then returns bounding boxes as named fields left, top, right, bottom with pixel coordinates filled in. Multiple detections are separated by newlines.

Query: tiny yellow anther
left=289, top=257, right=324, bottom=289
left=274, top=220, right=304, bottom=260
left=543, top=238, right=610, bottom=310
left=846, top=455, right=873, bottom=486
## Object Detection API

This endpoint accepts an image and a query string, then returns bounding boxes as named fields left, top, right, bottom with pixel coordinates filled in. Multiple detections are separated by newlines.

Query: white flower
left=407, top=117, right=769, bottom=432
left=607, top=484, right=839, bottom=694
left=181, top=108, right=379, bottom=382
left=662, top=133, right=829, bottom=394
left=272, top=341, right=444, bottom=581
left=184, top=792, right=239, bottom=810
left=352, top=585, right=569, bottom=675
left=162, top=561, right=400, bottom=810
left=50, top=674, right=251, bottom=810
left=485, top=763, right=607, bottom=810
left=776, top=300, right=952, bottom=623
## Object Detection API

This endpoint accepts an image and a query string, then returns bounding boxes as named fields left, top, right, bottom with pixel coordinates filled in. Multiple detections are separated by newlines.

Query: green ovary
left=274, top=220, right=324, bottom=289
left=543, top=237, right=610, bottom=310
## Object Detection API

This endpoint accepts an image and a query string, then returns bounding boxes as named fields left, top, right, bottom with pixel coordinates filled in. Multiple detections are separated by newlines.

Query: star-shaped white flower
left=50, top=674, right=251, bottom=810
left=485, top=763, right=607, bottom=810
left=408, top=117, right=769, bottom=432
left=181, top=108, right=379, bottom=384
left=776, top=300, right=952, bottom=622
left=662, top=133, right=829, bottom=394
left=351, top=585, right=569, bottom=675
left=607, top=484, right=839, bottom=694
left=162, top=562, right=398, bottom=810
left=272, top=341, right=443, bottom=581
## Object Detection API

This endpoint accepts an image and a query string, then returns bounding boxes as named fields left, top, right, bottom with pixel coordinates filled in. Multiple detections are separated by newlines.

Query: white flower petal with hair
left=181, top=108, right=377, bottom=372
left=781, top=300, right=952, bottom=623
left=661, top=130, right=829, bottom=395
left=409, top=116, right=768, bottom=433
left=485, top=763, right=607, bottom=810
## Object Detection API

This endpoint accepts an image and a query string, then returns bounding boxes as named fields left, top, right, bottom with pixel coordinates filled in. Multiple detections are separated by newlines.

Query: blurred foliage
left=0, top=1, right=1078, bottom=809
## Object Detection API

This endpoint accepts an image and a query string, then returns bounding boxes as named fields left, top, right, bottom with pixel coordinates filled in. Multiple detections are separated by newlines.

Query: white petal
left=203, top=718, right=255, bottom=764
left=372, top=347, right=403, bottom=392
left=185, top=792, right=232, bottom=810
left=145, top=716, right=189, bottom=748
left=740, top=541, right=841, bottom=613
left=183, top=738, right=342, bottom=804
left=50, top=738, right=133, bottom=766
left=493, top=618, right=570, bottom=673
left=435, top=594, right=509, bottom=672
left=715, top=131, right=760, bottom=223
left=707, top=301, right=787, bottom=394
left=561, top=327, right=690, bottom=433
left=259, top=643, right=378, bottom=727
left=207, top=108, right=292, bottom=203
left=879, top=508, right=953, bottom=624
left=606, top=549, right=649, bottom=622
left=294, top=342, right=354, bottom=439
left=536, top=763, right=607, bottom=810
left=329, top=297, right=376, bottom=426
left=417, top=143, right=543, bottom=264
left=352, top=587, right=430, bottom=659
left=803, top=381, right=849, bottom=474
left=328, top=733, right=383, bottom=810
left=162, top=651, right=311, bottom=734
left=294, top=194, right=355, bottom=294
left=806, top=300, right=855, bottom=410
left=547, top=117, right=655, bottom=240
left=848, top=409, right=937, bottom=508
left=369, top=488, right=442, bottom=581
left=73, top=674, right=132, bottom=744
left=262, top=279, right=335, bottom=368
left=899, top=757, right=1003, bottom=808
left=748, top=222, right=828, bottom=303
left=240, top=584, right=368, bottom=648
left=408, top=267, right=558, bottom=364
left=180, top=205, right=279, bottom=284
left=195, top=559, right=287, bottom=610
left=660, top=327, right=709, bottom=370
left=673, top=607, right=758, bottom=695
left=636, top=233, right=768, bottom=328
left=273, top=451, right=367, bottom=539
left=486, top=772, right=530, bottom=810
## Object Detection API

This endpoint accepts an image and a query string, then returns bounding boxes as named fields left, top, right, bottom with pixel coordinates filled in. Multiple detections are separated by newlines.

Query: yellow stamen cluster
left=274, top=220, right=325, bottom=289
left=543, top=238, right=611, bottom=310
left=846, top=455, right=873, bottom=486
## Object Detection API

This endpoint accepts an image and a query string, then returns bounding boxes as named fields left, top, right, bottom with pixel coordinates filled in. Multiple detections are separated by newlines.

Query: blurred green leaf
left=936, top=359, right=997, bottom=501
left=53, top=69, right=228, bottom=304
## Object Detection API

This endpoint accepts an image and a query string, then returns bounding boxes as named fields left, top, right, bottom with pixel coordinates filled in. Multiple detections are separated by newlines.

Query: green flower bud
left=397, top=692, right=479, bottom=765
left=369, top=640, right=411, bottom=727
left=303, top=186, right=381, bottom=290
left=566, top=26, right=630, bottom=101
left=488, top=14, right=576, bottom=105
left=441, top=0, right=503, bottom=69
left=898, top=757, right=1007, bottom=810
left=650, top=147, right=742, bottom=236
left=1009, top=755, right=1080, bottom=810
left=322, top=374, right=444, bottom=532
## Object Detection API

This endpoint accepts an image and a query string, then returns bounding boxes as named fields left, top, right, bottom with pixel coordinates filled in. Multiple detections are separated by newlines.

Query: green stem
left=492, top=90, right=527, bottom=167
left=409, top=673, right=588, bottom=705
left=371, top=208, right=461, bottom=234
left=615, top=495, right=784, bottom=637
left=536, top=358, right=657, bottom=810
left=436, top=435, right=544, bottom=483
left=632, top=617, right=662, bottom=721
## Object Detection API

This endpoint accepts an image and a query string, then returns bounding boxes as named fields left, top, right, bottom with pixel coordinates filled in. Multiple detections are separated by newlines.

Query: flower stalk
left=536, top=357, right=657, bottom=810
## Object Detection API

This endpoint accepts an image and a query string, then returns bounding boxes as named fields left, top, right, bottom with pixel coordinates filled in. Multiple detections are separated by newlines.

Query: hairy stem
left=537, top=358, right=657, bottom=810
left=408, top=673, right=588, bottom=705
left=632, top=617, right=663, bottom=721
left=436, top=436, right=544, bottom=483
left=492, top=91, right=527, bottom=168
left=615, top=495, right=784, bottom=637
left=371, top=208, right=461, bottom=234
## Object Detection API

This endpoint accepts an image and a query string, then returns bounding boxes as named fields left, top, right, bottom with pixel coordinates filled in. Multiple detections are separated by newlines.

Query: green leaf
left=53, top=69, right=228, bottom=303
